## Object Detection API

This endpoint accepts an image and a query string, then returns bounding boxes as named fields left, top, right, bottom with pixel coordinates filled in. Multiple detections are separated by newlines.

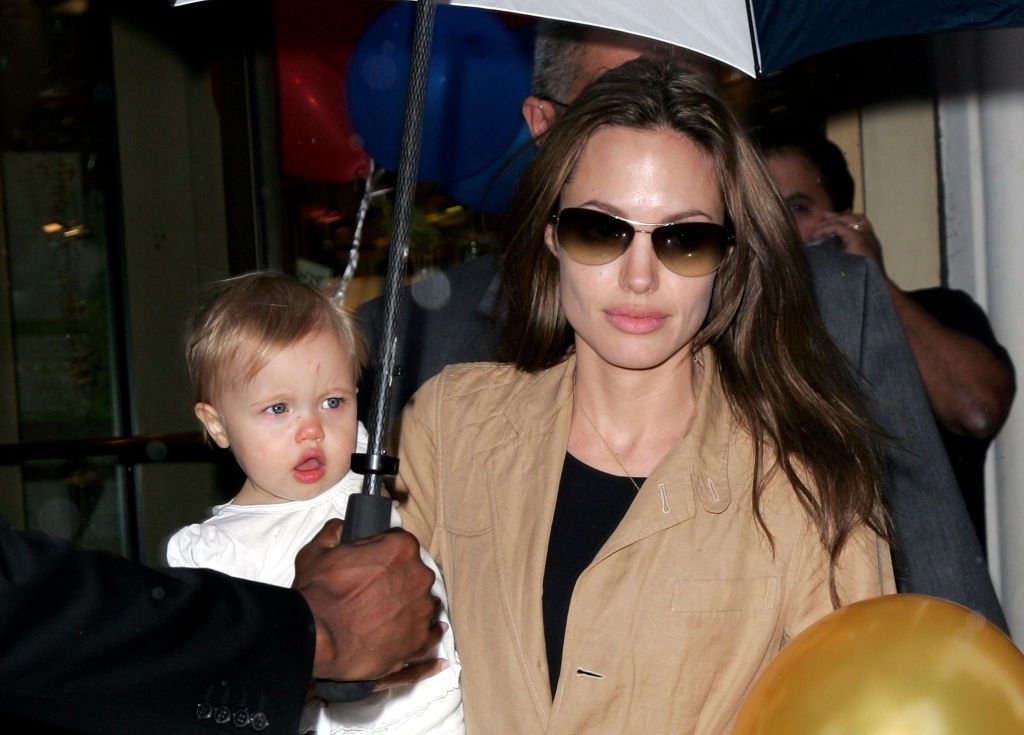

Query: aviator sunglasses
left=553, top=207, right=733, bottom=277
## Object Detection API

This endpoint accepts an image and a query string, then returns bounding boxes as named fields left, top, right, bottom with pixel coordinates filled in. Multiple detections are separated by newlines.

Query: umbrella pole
left=342, top=0, right=437, bottom=544
left=315, top=0, right=437, bottom=703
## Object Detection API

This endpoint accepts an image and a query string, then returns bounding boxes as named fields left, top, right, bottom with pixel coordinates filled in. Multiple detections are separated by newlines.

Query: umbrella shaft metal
left=362, top=0, right=438, bottom=498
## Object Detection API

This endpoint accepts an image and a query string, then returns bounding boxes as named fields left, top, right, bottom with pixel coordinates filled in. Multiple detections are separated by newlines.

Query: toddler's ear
left=194, top=402, right=230, bottom=449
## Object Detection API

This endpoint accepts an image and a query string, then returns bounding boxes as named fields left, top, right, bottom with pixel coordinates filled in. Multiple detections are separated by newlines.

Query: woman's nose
left=620, top=235, right=659, bottom=293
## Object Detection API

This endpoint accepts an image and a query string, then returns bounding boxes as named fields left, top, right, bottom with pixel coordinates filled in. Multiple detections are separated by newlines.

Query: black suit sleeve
left=0, top=518, right=314, bottom=734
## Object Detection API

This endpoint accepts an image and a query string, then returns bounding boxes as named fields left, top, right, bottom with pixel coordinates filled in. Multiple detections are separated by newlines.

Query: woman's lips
left=604, top=305, right=667, bottom=334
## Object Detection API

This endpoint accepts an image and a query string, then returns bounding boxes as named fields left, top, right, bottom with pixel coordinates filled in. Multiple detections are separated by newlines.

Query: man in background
left=756, top=124, right=1015, bottom=548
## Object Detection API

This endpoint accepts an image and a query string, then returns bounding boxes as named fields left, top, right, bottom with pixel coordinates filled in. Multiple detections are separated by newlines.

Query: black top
left=543, top=453, right=641, bottom=696
left=906, top=287, right=1015, bottom=550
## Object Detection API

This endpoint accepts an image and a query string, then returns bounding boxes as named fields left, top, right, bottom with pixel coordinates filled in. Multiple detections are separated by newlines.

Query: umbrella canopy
left=387, top=0, right=1024, bottom=77
left=173, top=0, right=1024, bottom=76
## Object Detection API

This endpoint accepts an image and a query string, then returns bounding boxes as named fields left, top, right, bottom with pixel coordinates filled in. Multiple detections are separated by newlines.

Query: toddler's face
left=196, top=328, right=358, bottom=504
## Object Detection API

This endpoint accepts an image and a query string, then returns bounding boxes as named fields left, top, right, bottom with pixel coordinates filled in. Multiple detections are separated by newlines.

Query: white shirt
left=166, top=424, right=464, bottom=735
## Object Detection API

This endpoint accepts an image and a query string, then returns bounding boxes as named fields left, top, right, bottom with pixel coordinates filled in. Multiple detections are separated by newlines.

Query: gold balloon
left=733, top=594, right=1024, bottom=734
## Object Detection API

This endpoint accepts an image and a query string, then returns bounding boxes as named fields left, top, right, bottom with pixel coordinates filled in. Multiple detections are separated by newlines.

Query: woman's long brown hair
left=499, top=58, right=888, bottom=605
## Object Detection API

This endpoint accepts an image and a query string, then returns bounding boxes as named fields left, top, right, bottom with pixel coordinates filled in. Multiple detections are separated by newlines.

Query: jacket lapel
left=596, top=354, right=734, bottom=562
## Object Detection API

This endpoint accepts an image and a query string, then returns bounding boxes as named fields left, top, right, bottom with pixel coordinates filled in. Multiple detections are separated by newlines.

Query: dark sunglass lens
left=654, top=223, right=728, bottom=276
left=558, top=209, right=632, bottom=265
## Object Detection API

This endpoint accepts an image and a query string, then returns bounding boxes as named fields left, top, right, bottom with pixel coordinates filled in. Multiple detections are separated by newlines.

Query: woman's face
left=546, top=125, right=724, bottom=372
left=765, top=149, right=836, bottom=242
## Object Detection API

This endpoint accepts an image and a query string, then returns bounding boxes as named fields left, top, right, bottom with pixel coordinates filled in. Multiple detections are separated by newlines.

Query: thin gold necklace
left=576, top=401, right=643, bottom=493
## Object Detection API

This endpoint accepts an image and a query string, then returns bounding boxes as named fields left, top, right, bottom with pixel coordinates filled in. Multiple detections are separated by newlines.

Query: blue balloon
left=347, top=3, right=532, bottom=185
left=445, top=121, right=534, bottom=214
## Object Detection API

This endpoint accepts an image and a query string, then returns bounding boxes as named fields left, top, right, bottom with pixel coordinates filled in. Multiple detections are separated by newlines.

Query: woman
left=396, top=58, right=894, bottom=734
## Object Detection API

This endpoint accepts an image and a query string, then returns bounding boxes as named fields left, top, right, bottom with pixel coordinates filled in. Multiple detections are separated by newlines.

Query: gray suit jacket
left=357, top=248, right=1007, bottom=631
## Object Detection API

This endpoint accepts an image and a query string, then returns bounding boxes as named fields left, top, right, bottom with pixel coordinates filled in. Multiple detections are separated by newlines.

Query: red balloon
left=273, top=0, right=383, bottom=183
left=276, top=47, right=369, bottom=183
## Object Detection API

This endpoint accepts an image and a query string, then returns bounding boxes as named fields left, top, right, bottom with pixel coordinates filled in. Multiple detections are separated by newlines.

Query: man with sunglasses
left=357, top=21, right=1007, bottom=632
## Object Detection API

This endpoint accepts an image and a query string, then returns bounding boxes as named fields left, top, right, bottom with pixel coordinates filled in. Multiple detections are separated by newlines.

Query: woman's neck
left=569, top=348, right=700, bottom=478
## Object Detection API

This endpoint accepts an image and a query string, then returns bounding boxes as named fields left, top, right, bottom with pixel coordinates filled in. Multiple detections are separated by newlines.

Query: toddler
left=166, top=271, right=463, bottom=734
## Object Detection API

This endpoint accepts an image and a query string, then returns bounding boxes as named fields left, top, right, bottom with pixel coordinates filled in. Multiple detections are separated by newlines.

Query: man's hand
left=294, top=519, right=443, bottom=682
left=810, top=212, right=885, bottom=267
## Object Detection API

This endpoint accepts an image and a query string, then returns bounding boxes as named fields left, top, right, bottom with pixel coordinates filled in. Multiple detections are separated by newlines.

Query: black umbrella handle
left=313, top=456, right=398, bottom=702
left=313, top=678, right=376, bottom=705
left=341, top=451, right=401, bottom=543
left=340, top=491, right=394, bottom=544
left=310, top=496, right=391, bottom=702
left=311, top=496, right=391, bottom=703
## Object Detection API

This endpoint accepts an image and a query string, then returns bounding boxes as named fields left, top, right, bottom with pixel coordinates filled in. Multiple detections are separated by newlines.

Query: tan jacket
left=397, top=356, right=894, bottom=734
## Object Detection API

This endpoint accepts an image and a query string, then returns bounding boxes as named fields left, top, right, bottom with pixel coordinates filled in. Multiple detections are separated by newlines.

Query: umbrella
left=175, top=0, right=1024, bottom=78
left=400, top=0, right=1024, bottom=77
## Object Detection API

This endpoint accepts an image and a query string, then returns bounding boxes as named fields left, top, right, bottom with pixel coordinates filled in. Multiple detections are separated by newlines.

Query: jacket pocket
left=671, top=577, right=780, bottom=612
left=443, top=492, right=493, bottom=536
left=442, top=462, right=494, bottom=536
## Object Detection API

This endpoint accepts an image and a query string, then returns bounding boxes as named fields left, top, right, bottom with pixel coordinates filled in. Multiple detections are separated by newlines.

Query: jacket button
left=232, top=708, right=251, bottom=728
left=195, top=702, right=213, bottom=720
left=250, top=712, right=269, bottom=731
left=213, top=705, right=232, bottom=724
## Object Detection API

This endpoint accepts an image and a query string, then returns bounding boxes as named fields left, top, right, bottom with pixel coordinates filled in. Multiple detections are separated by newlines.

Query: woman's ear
left=194, top=402, right=230, bottom=449
left=544, top=219, right=558, bottom=256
